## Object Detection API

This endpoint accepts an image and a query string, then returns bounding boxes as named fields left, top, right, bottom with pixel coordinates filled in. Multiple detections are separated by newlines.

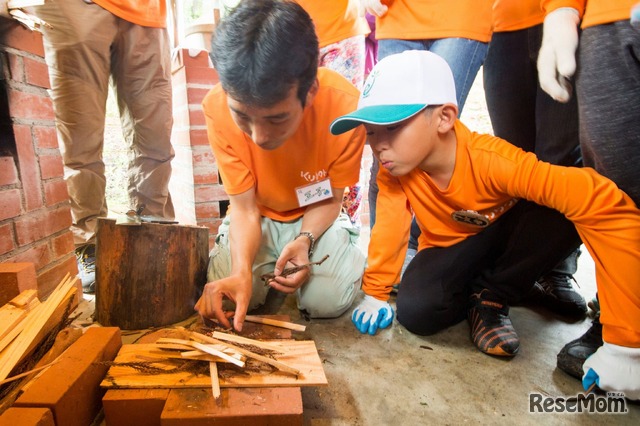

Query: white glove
left=352, top=294, right=394, bottom=335
left=359, top=0, right=388, bottom=17
left=537, top=8, right=580, bottom=103
left=582, top=342, right=640, bottom=401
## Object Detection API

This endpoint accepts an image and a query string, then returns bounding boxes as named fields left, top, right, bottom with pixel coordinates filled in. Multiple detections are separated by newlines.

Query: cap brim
left=330, top=104, right=427, bottom=135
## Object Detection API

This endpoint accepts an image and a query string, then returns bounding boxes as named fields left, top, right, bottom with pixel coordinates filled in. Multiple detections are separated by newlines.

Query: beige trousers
left=34, top=0, right=175, bottom=245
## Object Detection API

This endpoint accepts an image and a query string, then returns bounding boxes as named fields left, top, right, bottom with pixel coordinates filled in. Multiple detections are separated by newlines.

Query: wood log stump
left=95, top=218, right=208, bottom=330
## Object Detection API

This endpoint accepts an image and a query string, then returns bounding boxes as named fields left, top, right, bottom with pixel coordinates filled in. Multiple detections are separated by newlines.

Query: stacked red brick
left=0, top=19, right=78, bottom=299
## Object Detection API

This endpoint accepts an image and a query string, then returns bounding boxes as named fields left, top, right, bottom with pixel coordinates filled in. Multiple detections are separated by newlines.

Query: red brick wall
left=170, top=48, right=227, bottom=249
left=0, top=19, right=79, bottom=298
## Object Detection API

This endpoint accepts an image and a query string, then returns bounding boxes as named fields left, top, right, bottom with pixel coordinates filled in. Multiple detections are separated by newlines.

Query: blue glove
left=352, top=295, right=394, bottom=335
left=582, top=342, right=640, bottom=401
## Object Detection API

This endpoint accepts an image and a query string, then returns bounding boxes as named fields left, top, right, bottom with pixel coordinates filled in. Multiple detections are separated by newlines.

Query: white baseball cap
left=330, top=50, right=457, bottom=135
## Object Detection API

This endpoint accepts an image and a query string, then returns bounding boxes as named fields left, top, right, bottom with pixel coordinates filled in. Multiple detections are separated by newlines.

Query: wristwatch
left=296, top=231, right=315, bottom=256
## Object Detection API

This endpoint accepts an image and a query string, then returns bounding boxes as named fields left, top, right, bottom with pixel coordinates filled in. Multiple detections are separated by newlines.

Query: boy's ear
left=436, top=104, right=458, bottom=133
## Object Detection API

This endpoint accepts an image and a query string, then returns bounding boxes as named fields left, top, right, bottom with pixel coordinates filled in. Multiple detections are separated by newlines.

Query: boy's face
left=365, top=108, right=438, bottom=177
left=226, top=81, right=318, bottom=151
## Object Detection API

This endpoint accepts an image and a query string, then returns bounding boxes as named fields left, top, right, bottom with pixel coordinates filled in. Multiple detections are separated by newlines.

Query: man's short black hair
left=210, top=0, right=319, bottom=107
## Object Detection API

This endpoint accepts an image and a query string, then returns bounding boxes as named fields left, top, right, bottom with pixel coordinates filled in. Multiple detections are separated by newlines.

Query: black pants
left=396, top=201, right=581, bottom=336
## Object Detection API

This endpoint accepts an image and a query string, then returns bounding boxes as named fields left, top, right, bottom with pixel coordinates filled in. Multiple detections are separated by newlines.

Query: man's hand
left=195, top=274, right=252, bottom=332
left=537, top=8, right=580, bottom=103
left=359, top=0, right=387, bottom=17
left=266, top=239, right=311, bottom=294
left=582, top=342, right=640, bottom=401
left=352, top=295, right=394, bottom=335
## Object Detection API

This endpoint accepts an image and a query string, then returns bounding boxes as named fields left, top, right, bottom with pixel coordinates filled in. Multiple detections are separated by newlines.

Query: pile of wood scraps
left=0, top=274, right=79, bottom=414
left=101, top=320, right=327, bottom=402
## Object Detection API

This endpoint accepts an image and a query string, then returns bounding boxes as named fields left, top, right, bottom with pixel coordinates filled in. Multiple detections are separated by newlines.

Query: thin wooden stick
left=261, top=254, right=330, bottom=286
left=0, top=359, right=59, bottom=386
left=155, top=338, right=244, bottom=367
left=8, top=0, right=47, bottom=8
left=243, top=315, right=306, bottom=332
left=211, top=331, right=283, bottom=352
left=209, top=362, right=221, bottom=401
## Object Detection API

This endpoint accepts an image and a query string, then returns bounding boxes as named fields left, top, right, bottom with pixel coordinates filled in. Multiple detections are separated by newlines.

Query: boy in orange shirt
left=196, top=0, right=367, bottom=332
left=330, top=50, right=639, bottom=398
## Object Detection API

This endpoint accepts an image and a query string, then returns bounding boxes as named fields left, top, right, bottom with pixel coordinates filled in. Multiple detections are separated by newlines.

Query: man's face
left=226, top=82, right=317, bottom=150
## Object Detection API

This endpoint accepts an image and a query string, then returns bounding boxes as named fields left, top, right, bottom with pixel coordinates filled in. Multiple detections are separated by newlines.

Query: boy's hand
left=537, top=8, right=580, bottom=103
left=352, top=295, right=394, bottom=335
left=582, top=342, right=640, bottom=400
left=359, top=0, right=388, bottom=17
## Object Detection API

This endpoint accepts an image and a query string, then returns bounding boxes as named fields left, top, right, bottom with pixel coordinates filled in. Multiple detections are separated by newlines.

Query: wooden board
left=100, top=340, right=327, bottom=389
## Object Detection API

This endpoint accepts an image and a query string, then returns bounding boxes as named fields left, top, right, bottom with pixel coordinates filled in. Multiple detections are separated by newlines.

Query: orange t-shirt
left=543, top=0, right=634, bottom=28
left=492, top=0, right=545, bottom=32
left=92, top=0, right=166, bottom=28
left=202, top=68, right=366, bottom=222
left=366, top=120, right=640, bottom=347
left=296, top=0, right=370, bottom=47
left=374, top=0, right=493, bottom=42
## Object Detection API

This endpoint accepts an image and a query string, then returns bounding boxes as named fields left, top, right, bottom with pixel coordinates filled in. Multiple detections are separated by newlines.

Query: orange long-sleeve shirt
left=92, top=0, right=166, bottom=27
left=366, top=120, right=640, bottom=347
left=492, top=0, right=545, bottom=32
left=374, top=0, right=493, bottom=42
left=296, top=0, right=370, bottom=47
left=202, top=68, right=366, bottom=222
left=542, top=0, right=635, bottom=28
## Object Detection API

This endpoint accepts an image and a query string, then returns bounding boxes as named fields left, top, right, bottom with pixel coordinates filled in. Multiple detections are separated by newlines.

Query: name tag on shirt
left=295, top=178, right=333, bottom=207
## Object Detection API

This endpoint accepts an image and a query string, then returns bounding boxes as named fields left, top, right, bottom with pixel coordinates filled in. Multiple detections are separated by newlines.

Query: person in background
left=360, top=0, right=493, bottom=275
left=483, top=0, right=587, bottom=326
left=538, top=0, right=640, bottom=381
left=25, top=0, right=175, bottom=293
left=331, top=50, right=640, bottom=399
left=296, top=0, right=371, bottom=226
left=196, top=0, right=367, bottom=332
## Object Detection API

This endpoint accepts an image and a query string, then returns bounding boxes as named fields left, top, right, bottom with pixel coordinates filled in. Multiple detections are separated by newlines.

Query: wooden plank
left=100, top=340, right=327, bottom=389
left=243, top=315, right=306, bottom=332
left=0, top=290, right=39, bottom=343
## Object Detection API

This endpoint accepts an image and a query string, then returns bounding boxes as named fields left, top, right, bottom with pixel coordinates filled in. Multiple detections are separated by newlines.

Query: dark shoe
left=533, top=273, right=587, bottom=319
left=75, top=244, right=96, bottom=294
left=557, top=314, right=603, bottom=379
left=468, top=289, right=520, bottom=357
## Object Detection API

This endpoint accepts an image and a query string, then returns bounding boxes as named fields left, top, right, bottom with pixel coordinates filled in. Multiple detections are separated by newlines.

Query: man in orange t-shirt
left=196, top=0, right=367, bottom=332
left=26, top=0, right=175, bottom=294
